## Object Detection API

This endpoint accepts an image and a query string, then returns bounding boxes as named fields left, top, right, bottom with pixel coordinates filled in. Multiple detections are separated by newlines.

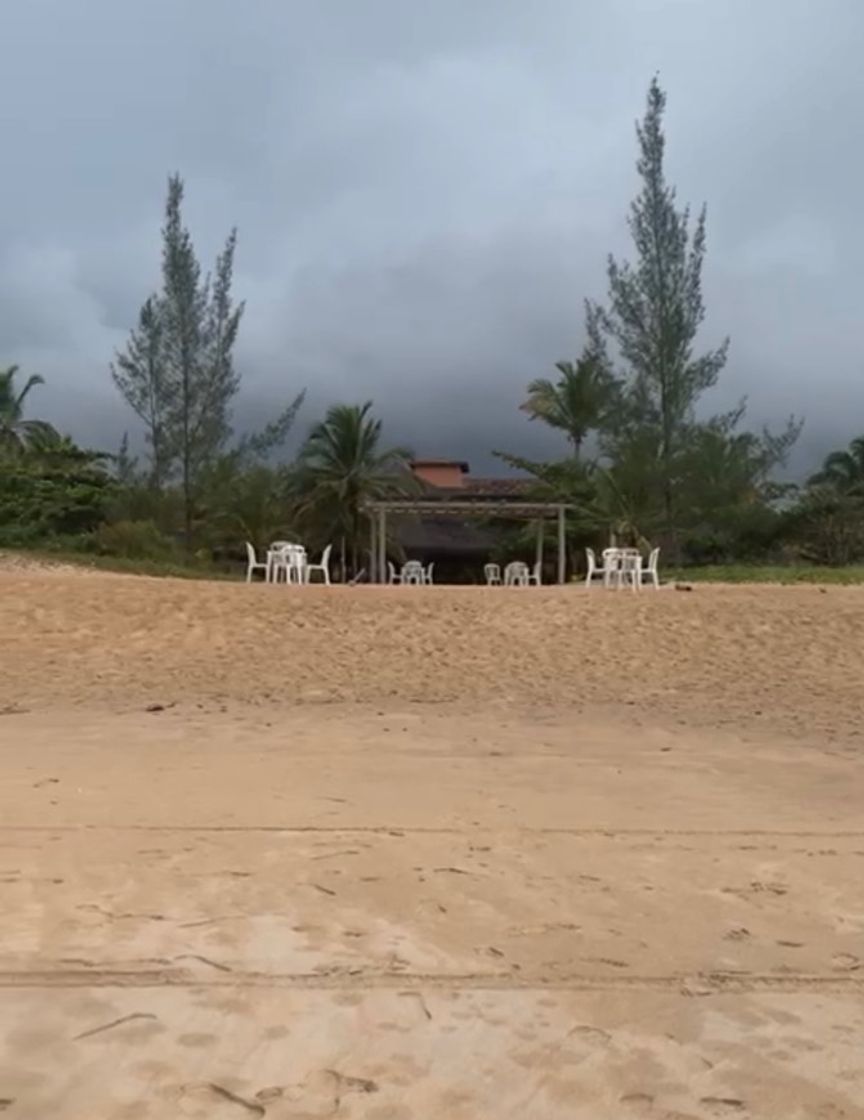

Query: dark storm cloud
left=1, top=0, right=861, bottom=471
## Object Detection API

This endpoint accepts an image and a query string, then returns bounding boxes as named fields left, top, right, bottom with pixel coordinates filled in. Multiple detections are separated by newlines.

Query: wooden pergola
left=364, top=497, right=573, bottom=584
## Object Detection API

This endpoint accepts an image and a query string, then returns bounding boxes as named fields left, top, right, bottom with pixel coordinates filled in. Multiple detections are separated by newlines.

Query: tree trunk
left=182, top=443, right=192, bottom=553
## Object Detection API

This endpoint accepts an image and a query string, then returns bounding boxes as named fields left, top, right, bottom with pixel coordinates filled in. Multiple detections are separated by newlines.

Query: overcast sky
left=1, top=0, right=861, bottom=473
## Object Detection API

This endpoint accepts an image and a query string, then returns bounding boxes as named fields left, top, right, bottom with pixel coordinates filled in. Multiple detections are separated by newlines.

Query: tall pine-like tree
left=160, top=174, right=244, bottom=544
left=113, top=176, right=245, bottom=543
left=595, top=78, right=728, bottom=534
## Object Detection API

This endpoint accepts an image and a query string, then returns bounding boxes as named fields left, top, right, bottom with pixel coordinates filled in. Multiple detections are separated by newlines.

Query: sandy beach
left=1, top=570, right=863, bottom=1118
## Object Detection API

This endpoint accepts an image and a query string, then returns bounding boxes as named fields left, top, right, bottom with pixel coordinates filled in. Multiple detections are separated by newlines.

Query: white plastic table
left=268, top=545, right=307, bottom=584
left=602, top=548, right=642, bottom=590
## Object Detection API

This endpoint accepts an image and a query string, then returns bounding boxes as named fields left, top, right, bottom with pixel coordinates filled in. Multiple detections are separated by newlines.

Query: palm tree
left=207, top=461, right=295, bottom=555
left=520, top=355, right=619, bottom=459
left=809, top=435, right=864, bottom=497
left=295, top=402, right=414, bottom=578
left=0, top=365, right=59, bottom=456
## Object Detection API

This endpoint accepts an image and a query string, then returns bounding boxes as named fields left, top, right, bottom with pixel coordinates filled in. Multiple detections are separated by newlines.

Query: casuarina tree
left=112, top=175, right=245, bottom=545
left=593, top=78, right=729, bottom=535
left=160, top=175, right=244, bottom=544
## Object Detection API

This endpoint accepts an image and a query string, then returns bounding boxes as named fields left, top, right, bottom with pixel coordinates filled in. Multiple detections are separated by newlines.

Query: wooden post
left=369, top=512, right=377, bottom=583
left=535, top=519, right=544, bottom=580
left=379, top=509, right=387, bottom=585
left=557, top=505, right=566, bottom=584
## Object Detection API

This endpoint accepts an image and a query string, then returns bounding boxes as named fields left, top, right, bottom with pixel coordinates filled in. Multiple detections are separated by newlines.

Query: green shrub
left=92, top=519, right=175, bottom=560
left=782, top=490, right=864, bottom=567
left=0, top=458, right=116, bottom=544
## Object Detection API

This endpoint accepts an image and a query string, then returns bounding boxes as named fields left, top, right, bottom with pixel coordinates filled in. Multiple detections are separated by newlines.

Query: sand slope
left=1, top=573, right=863, bottom=740
left=2, top=571, right=864, bottom=1118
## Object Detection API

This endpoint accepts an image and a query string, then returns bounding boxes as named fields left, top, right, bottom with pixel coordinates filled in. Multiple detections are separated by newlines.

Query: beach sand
left=1, top=570, right=863, bottom=1118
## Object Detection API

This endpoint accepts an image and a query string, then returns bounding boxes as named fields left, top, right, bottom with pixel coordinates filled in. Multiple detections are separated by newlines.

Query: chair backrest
left=402, top=560, right=423, bottom=583
left=388, top=561, right=397, bottom=580
left=270, top=540, right=296, bottom=552
left=246, top=541, right=257, bottom=564
left=585, top=547, right=596, bottom=572
left=647, top=546, right=660, bottom=571
left=425, top=562, right=434, bottom=581
left=484, top=563, right=500, bottom=581
left=320, top=543, right=332, bottom=567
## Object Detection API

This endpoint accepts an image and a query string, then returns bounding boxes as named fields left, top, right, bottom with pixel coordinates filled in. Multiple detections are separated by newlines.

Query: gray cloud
left=1, top=0, right=861, bottom=473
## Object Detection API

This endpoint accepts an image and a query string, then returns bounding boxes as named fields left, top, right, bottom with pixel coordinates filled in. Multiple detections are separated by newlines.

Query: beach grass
left=665, top=564, right=864, bottom=585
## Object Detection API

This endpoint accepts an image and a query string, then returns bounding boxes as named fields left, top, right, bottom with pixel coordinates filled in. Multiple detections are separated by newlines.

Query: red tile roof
left=462, top=477, right=534, bottom=497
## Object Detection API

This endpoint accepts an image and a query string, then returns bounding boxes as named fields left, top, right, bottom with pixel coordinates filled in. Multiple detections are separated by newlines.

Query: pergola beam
left=364, top=497, right=573, bottom=585
left=557, top=504, right=566, bottom=586
left=378, top=508, right=387, bottom=584
left=365, top=501, right=574, bottom=518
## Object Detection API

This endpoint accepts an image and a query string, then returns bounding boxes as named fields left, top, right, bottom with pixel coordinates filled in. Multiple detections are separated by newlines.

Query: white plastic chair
left=401, top=560, right=424, bottom=586
left=245, top=542, right=268, bottom=583
left=504, top=561, right=529, bottom=587
left=484, top=563, right=501, bottom=586
left=636, top=547, right=660, bottom=589
left=585, top=548, right=610, bottom=588
left=387, top=561, right=402, bottom=585
left=305, top=543, right=332, bottom=585
left=271, top=543, right=306, bottom=585
left=602, top=548, right=621, bottom=578
left=267, top=541, right=294, bottom=582
left=527, top=561, right=542, bottom=586
left=618, top=550, right=641, bottom=591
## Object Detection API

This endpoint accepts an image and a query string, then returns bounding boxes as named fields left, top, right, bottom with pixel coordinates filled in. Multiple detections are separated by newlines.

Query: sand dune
left=2, top=569, right=864, bottom=1118
left=1, top=570, right=863, bottom=738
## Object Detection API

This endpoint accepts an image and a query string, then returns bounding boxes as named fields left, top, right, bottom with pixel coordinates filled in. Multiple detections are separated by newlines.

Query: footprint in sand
left=618, top=1094, right=704, bottom=1120
left=179, top=1071, right=378, bottom=1119
left=620, top=1091, right=654, bottom=1112
left=699, top=1097, right=746, bottom=1116
left=567, top=1025, right=612, bottom=1049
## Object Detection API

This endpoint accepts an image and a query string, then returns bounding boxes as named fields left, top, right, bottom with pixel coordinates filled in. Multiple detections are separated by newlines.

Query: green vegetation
left=665, top=565, right=864, bottom=585
left=0, top=546, right=233, bottom=581
left=293, top=402, right=415, bottom=580
left=1, top=85, right=863, bottom=582
left=497, top=79, right=857, bottom=574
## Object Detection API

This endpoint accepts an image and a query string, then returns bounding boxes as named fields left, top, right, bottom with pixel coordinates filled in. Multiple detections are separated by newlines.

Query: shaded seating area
left=365, top=495, right=573, bottom=585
